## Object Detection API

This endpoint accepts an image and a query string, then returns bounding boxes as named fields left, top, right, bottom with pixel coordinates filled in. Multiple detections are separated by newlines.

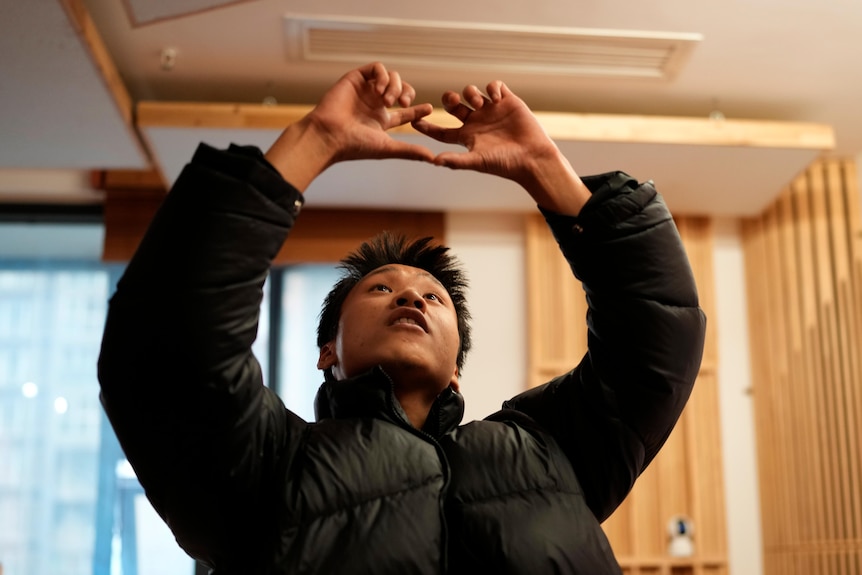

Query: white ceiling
left=2, top=0, right=861, bottom=215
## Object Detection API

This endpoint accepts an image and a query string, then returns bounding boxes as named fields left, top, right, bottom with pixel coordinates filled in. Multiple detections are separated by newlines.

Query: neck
left=393, top=386, right=439, bottom=429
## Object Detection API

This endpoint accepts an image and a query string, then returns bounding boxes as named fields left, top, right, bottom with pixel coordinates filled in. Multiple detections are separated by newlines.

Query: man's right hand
left=265, top=62, right=435, bottom=192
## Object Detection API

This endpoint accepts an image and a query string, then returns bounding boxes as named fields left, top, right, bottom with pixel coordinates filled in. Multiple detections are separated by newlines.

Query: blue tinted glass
left=0, top=221, right=196, bottom=575
left=0, top=222, right=276, bottom=575
left=276, top=264, right=341, bottom=422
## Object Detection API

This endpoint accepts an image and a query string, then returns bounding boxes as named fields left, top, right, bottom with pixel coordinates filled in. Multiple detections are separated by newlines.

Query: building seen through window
left=0, top=222, right=339, bottom=574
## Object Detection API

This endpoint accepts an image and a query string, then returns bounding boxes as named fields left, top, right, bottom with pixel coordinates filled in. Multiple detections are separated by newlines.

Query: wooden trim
left=137, top=101, right=835, bottom=150
left=58, top=0, right=135, bottom=126
left=100, top=181, right=444, bottom=263
left=92, top=169, right=166, bottom=191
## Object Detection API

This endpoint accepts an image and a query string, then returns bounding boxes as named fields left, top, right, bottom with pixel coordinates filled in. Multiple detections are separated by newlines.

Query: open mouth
left=389, top=310, right=428, bottom=332
left=392, top=317, right=422, bottom=327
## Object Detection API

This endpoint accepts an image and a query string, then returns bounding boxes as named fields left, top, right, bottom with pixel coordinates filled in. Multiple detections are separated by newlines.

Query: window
left=0, top=222, right=341, bottom=574
left=0, top=258, right=130, bottom=574
left=273, top=264, right=341, bottom=421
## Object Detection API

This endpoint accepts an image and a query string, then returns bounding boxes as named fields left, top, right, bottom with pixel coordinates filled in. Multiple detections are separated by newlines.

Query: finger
left=359, top=62, right=389, bottom=95
left=412, top=118, right=461, bottom=145
left=441, top=91, right=471, bottom=123
left=381, top=141, right=436, bottom=163
left=486, top=80, right=504, bottom=103
left=433, top=150, right=477, bottom=170
left=382, top=71, right=403, bottom=107
left=500, top=82, right=516, bottom=99
left=398, top=81, right=418, bottom=108
left=462, top=85, right=489, bottom=110
left=389, top=103, right=433, bottom=126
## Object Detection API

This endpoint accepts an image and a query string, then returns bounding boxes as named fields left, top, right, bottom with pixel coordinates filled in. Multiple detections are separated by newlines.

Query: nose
left=394, top=288, right=425, bottom=310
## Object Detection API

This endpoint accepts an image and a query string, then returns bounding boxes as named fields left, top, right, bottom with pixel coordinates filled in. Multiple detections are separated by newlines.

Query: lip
left=387, top=308, right=428, bottom=333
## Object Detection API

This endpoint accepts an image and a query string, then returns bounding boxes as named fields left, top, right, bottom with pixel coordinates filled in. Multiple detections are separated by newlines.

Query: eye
left=371, top=284, right=392, bottom=293
left=424, top=293, right=441, bottom=302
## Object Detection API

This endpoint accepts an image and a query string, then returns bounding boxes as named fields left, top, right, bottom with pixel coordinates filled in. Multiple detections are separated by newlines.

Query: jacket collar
left=313, top=366, right=465, bottom=438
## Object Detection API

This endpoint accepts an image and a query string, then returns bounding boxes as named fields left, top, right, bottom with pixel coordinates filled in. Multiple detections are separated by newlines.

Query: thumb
left=381, top=140, right=436, bottom=163
left=433, top=151, right=477, bottom=171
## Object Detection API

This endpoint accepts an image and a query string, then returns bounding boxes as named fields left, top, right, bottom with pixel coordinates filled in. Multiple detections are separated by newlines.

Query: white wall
left=446, top=212, right=527, bottom=422
left=448, top=211, right=764, bottom=575
left=713, top=218, right=764, bottom=575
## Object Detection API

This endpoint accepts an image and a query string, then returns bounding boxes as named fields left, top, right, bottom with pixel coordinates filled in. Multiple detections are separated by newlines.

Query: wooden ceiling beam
left=137, top=101, right=835, bottom=151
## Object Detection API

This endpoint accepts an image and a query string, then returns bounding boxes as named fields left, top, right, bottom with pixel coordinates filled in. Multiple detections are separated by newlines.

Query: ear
left=449, top=366, right=460, bottom=394
left=317, top=342, right=338, bottom=370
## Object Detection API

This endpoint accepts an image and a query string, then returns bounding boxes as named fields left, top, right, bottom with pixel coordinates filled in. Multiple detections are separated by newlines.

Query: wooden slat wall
left=525, top=214, right=726, bottom=575
left=741, top=158, right=862, bottom=575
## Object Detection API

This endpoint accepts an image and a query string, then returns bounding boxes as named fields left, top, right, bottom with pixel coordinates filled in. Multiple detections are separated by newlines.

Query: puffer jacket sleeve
left=503, top=171, right=707, bottom=523
left=97, top=143, right=307, bottom=568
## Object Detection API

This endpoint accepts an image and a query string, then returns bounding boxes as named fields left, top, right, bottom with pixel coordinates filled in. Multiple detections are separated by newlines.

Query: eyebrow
left=365, top=266, right=446, bottom=290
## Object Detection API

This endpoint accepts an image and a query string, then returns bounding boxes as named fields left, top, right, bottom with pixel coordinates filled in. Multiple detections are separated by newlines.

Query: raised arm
left=97, top=62, right=434, bottom=567
left=415, top=81, right=707, bottom=522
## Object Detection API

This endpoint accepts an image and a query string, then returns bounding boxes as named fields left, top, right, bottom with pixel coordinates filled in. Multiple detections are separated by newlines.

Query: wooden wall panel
left=741, top=158, right=862, bottom=575
left=525, top=213, right=726, bottom=575
left=98, top=171, right=444, bottom=263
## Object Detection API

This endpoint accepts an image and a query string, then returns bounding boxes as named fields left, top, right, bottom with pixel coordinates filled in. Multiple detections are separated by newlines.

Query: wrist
left=264, top=115, right=337, bottom=193
left=521, top=147, right=591, bottom=216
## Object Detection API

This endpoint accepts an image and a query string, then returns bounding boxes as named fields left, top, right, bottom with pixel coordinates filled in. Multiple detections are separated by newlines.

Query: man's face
left=317, top=264, right=461, bottom=393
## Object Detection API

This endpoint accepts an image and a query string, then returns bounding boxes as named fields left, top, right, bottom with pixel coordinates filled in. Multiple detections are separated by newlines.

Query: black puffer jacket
left=98, top=144, right=706, bottom=574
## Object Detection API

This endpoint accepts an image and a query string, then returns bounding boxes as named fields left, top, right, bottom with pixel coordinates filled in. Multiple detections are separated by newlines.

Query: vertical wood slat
left=843, top=161, right=862, bottom=557
left=777, top=193, right=808, bottom=565
left=742, top=157, right=862, bottom=573
left=676, top=217, right=726, bottom=560
left=811, top=163, right=850, bottom=575
left=765, top=202, right=796, bottom=563
left=790, top=175, right=829, bottom=575
left=826, top=161, right=862, bottom=551
left=525, top=213, right=725, bottom=573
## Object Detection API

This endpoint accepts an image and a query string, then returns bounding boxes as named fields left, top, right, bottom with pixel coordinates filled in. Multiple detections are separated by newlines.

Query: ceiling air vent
left=283, top=15, right=702, bottom=80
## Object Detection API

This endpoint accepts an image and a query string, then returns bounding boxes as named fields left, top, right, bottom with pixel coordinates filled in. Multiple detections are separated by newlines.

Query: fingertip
left=467, top=86, right=492, bottom=110
left=396, top=144, right=436, bottom=164
left=441, top=91, right=459, bottom=106
left=433, top=153, right=455, bottom=169
left=487, top=80, right=504, bottom=102
left=399, top=93, right=422, bottom=109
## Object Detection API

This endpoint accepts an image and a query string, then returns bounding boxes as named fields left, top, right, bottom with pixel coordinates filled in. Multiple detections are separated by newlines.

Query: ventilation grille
left=284, top=15, right=701, bottom=80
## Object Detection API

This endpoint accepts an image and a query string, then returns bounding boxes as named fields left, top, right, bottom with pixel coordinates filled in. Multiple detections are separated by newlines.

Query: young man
left=98, top=62, right=706, bottom=574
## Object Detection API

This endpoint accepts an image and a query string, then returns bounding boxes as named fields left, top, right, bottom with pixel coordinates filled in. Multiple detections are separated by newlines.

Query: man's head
left=316, top=232, right=471, bottom=391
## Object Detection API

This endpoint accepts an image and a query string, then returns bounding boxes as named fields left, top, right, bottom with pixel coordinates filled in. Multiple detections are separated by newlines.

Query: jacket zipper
left=380, top=373, right=452, bottom=574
